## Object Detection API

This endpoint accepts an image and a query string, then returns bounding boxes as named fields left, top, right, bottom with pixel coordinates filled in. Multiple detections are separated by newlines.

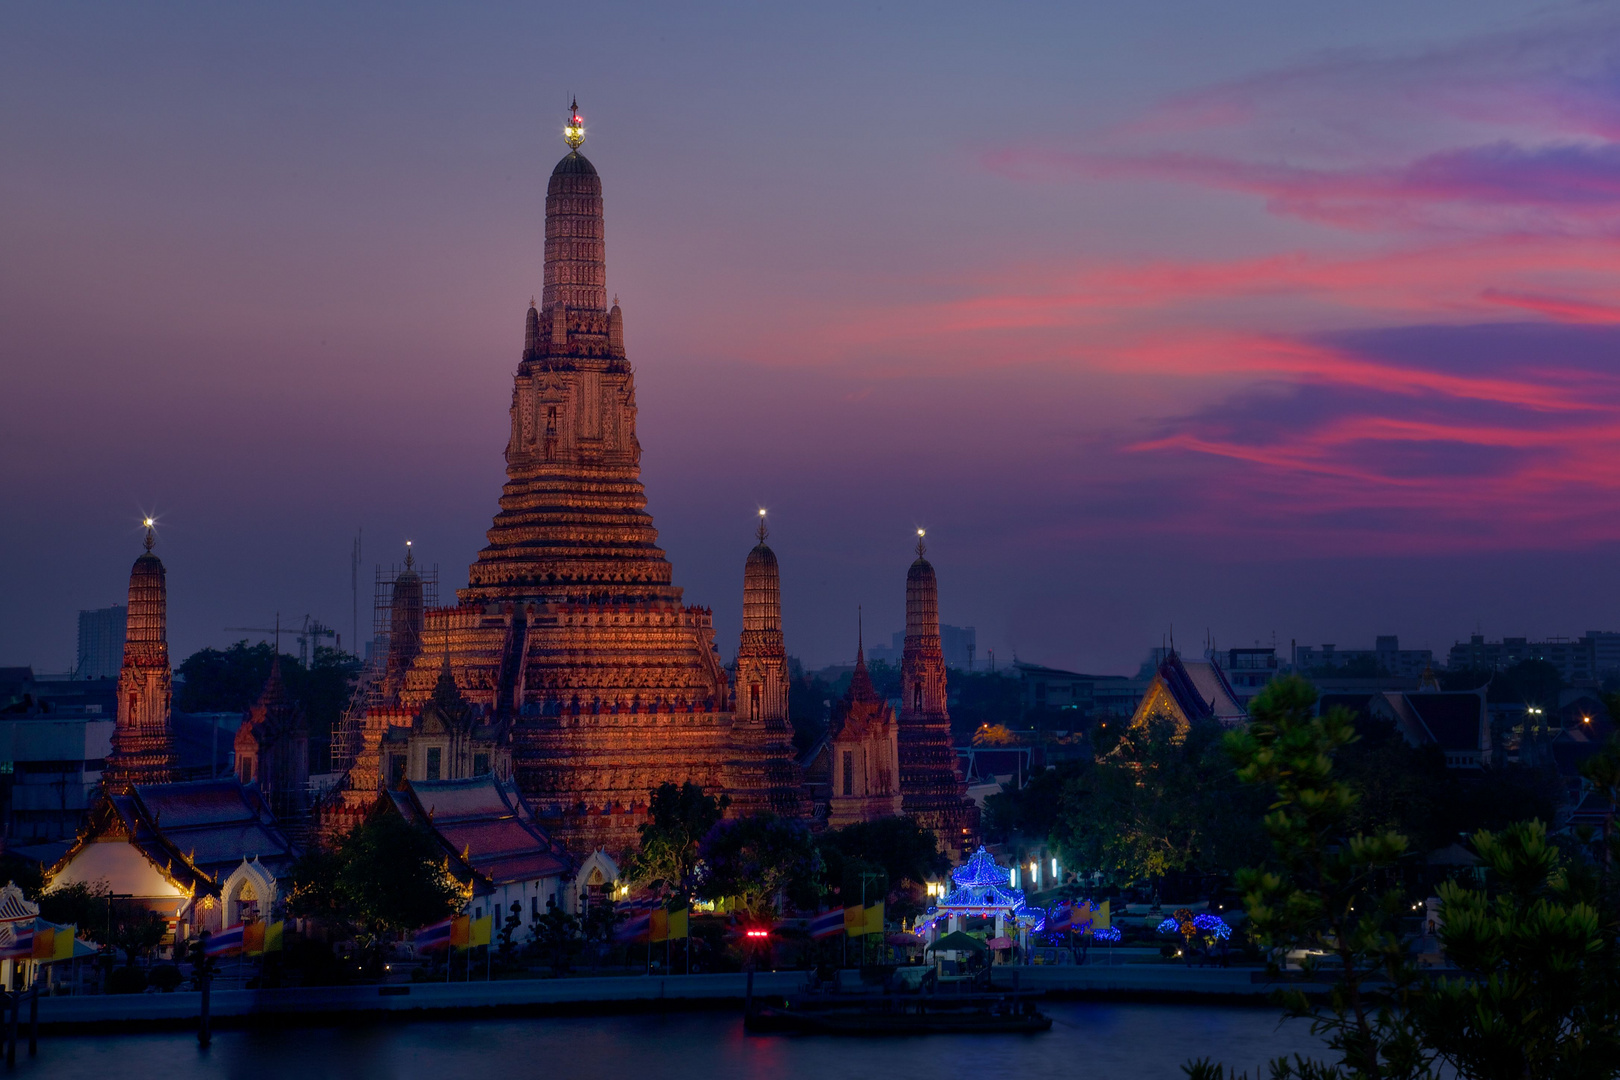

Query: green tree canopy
left=287, top=814, right=463, bottom=936
left=696, top=813, right=822, bottom=917
left=623, top=781, right=728, bottom=895
left=817, top=816, right=948, bottom=915
left=1051, top=712, right=1266, bottom=894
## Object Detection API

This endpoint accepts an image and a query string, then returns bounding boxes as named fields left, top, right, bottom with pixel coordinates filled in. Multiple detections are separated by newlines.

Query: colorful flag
left=54, top=923, right=76, bottom=961
left=864, top=902, right=884, bottom=935
left=1048, top=901, right=1074, bottom=932
left=414, top=918, right=453, bottom=952
left=450, top=915, right=471, bottom=950
left=808, top=908, right=843, bottom=940
left=469, top=913, right=492, bottom=947
left=30, top=925, right=54, bottom=961
left=205, top=924, right=244, bottom=957
left=264, top=921, right=284, bottom=954
left=667, top=905, right=688, bottom=941
left=649, top=908, right=668, bottom=944
left=843, top=905, right=865, bottom=937
left=243, top=922, right=266, bottom=956
left=1094, top=900, right=1111, bottom=931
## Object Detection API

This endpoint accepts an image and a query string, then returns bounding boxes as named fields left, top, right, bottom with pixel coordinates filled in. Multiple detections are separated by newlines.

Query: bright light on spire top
left=564, top=98, right=585, bottom=150
left=756, top=508, right=768, bottom=544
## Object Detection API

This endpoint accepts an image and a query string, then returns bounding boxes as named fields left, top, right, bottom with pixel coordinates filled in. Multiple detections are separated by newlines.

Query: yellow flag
left=264, top=921, right=284, bottom=954
left=469, top=914, right=492, bottom=947
left=54, top=925, right=75, bottom=961
left=243, top=922, right=266, bottom=957
left=1094, top=900, right=1110, bottom=931
left=843, top=905, right=865, bottom=938
left=31, top=927, right=53, bottom=961
left=650, top=908, right=668, bottom=944
left=451, top=915, right=471, bottom=949
left=667, top=906, right=688, bottom=941
left=864, top=902, right=884, bottom=935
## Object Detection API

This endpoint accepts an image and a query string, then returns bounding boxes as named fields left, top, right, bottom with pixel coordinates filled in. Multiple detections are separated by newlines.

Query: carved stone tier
left=899, top=551, right=978, bottom=858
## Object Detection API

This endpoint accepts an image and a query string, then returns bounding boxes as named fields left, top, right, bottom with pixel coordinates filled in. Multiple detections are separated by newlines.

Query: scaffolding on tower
left=330, top=559, right=439, bottom=771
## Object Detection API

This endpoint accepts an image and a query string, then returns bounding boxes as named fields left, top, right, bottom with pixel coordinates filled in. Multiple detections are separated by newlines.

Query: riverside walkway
left=33, top=966, right=1279, bottom=1030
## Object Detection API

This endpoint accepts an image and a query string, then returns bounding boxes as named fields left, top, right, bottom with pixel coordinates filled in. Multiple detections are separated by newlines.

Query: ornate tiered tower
left=725, top=513, right=807, bottom=817
left=104, top=521, right=179, bottom=792
left=395, top=104, right=770, bottom=853
left=898, top=531, right=977, bottom=857
left=826, top=627, right=902, bottom=828
left=233, top=658, right=311, bottom=838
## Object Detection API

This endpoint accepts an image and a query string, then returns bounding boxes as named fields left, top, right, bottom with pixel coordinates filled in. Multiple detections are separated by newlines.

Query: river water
left=36, top=1003, right=1322, bottom=1080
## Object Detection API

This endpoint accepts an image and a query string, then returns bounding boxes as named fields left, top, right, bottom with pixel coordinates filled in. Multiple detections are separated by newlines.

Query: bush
left=107, top=966, right=148, bottom=994
left=148, top=964, right=183, bottom=992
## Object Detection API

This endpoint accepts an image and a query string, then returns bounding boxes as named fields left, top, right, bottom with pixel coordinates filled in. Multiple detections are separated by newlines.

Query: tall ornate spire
left=898, top=533, right=977, bottom=858
left=542, top=99, right=606, bottom=313
left=727, top=512, right=805, bottom=818
left=104, top=521, right=179, bottom=792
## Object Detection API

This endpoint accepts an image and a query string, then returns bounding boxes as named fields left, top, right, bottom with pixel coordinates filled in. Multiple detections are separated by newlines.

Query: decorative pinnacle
left=916, top=527, right=926, bottom=559
left=405, top=540, right=415, bottom=569
left=564, top=98, right=585, bottom=150
left=143, top=517, right=156, bottom=552
left=756, top=508, right=768, bottom=543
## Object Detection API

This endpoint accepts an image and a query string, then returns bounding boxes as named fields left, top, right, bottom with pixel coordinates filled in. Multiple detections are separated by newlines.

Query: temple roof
left=553, top=150, right=597, bottom=177
left=389, top=775, right=571, bottom=890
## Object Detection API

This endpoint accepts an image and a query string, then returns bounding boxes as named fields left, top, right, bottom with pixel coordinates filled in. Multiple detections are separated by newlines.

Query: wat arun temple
left=311, top=106, right=979, bottom=859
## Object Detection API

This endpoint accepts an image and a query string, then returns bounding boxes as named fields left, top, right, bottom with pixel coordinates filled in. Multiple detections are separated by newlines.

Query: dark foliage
left=697, top=813, right=823, bottom=917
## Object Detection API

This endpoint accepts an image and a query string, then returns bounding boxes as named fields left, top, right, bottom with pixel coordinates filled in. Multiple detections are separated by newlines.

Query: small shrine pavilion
left=920, top=846, right=1036, bottom=948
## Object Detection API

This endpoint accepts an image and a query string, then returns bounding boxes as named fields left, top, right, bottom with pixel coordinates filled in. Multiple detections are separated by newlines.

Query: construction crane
left=223, top=614, right=338, bottom=669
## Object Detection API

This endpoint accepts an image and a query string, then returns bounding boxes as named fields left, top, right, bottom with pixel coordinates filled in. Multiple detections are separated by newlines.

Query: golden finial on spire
left=564, top=98, right=585, bottom=150
left=756, top=508, right=768, bottom=544
left=405, top=540, right=414, bottom=569
left=916, top=528, right=926, bottom=559
left=143, top=517, right=156, bottom=553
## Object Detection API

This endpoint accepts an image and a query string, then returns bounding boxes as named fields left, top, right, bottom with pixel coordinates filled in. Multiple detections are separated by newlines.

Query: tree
left=818, top=816, right=948, bottom=921
left=530, top=900, right=580, bottom=974
left=697, top=813, right=822, bottom=918
left=498, top=901, right=523, bottom=967
left=1222, top=675, right=1429, bottom=1080
left=623, top=782, right=728, bottom=894
left=328, top=814, right=465, bottom=936
left=1052, top=713, right=1265, bottom=897
left=983, top=759, right=1085, bottom=844
left=284, top=846, right=347, bottom=927
left=39, top=880, right=112, bottom=940
left=1420, top=820, right=1620, bottom=1080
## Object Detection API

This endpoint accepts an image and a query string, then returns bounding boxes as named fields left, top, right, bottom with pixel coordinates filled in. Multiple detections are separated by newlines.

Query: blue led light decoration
left=923, top=846, right=1028, bottom=923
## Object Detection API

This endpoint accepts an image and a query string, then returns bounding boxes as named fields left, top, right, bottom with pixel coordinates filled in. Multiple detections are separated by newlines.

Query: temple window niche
left=426, top=746, right=442, bottom=780
left=750, top=684, right=761, bottom=721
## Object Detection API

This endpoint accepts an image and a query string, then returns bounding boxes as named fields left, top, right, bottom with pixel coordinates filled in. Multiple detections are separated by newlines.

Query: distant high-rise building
left=1447, top=633, right=1619, bottom=684
left=1294, top=636, right=1434, bottom=678
left=76, top=606, right=125, bottom=680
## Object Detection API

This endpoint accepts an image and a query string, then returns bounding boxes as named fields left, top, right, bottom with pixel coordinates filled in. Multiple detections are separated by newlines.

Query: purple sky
left=7, top=1, right=1620, bottom=675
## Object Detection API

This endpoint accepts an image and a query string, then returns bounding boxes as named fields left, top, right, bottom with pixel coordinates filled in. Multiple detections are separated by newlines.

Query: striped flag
left=0, top=922, right=32, bottom=960
left=414, top=918, right=454, bottom=953
left=808, top=908, right=843, bottom=940
left=205, top=924, right=244, bottom=957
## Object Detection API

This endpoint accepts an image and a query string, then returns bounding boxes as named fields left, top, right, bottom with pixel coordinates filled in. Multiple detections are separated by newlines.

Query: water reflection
left=38, top=1002, right=1320, bottom=1080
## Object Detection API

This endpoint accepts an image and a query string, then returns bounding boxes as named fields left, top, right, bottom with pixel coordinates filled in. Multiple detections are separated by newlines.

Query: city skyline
left=8, top=1, right=1620, bottom=674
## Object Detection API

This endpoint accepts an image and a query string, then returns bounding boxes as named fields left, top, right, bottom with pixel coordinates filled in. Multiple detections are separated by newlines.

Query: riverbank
left=33, top=965, right=1290, bottom=1031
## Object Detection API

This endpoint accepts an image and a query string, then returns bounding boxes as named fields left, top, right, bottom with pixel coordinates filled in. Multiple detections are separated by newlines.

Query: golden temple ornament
left=564, top=98, right=585, bottom=149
